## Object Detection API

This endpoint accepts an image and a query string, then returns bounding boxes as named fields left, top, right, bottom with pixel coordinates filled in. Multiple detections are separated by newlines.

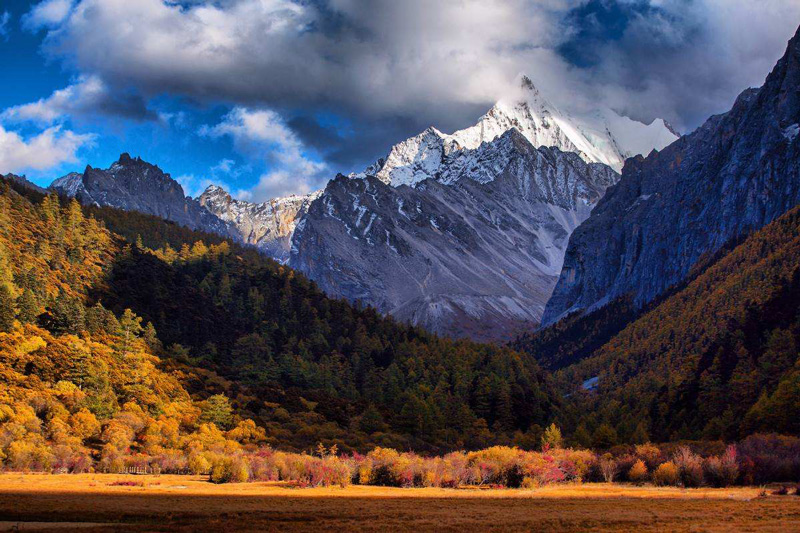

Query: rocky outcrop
left=542, top=26, right=800, bottom=325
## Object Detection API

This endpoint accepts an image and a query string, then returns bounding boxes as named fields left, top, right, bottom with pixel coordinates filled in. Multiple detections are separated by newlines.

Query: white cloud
left=201, top=107, right=327, bottom=200
left=212, top=158, right=236, bottom=175
left=243, top=170, right=314, bottom=202
left=40, top=0, right=572, bottom=122
left=2, top=75, right=103, bottom=124
left=201, top=108, right=302, bottom=157
left=158, top=110, right=189, bottom=129
left=1, top=75, right=155, bottom=125
left=0, top=11, right=10, bottom=40
left=579, top=0, right=800, bottom=130
left=23, top=0, right=74, bottom=31
left=0, top=125, right=95, bottom=173
left=28, top=1, right=800, bottom=154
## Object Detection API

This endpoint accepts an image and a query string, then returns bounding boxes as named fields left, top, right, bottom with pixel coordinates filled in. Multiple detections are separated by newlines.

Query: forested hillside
left=5, top=167, right=800, bottom=464
left=0, top=180, right=558, bottom=455
left=551, top=205, right=800, bottom=445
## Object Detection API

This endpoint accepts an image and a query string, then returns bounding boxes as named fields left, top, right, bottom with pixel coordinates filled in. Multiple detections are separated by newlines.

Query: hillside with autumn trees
left=542, top=205, right=800, bottom=446
left=3, top=168, right=800, bottom=484
left=0, top=179, right=559, bottom=461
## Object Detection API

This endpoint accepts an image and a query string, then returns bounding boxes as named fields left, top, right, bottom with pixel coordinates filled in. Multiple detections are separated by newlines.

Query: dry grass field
left=0, top=474, right=798, bottom=532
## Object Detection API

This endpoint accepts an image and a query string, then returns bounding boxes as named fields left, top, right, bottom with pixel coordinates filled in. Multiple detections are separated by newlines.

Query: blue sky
left=0, top=1, right=279, bottom=197
left=1, top=0, right=799, bottom=201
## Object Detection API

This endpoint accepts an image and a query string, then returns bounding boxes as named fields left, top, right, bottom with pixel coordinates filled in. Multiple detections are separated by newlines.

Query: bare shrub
left=673, top=446, right=704, bottom=487
left=600, top=457, right=618, bottom=483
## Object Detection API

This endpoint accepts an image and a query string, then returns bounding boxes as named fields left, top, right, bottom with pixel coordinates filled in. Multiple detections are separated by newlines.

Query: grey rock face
left=50, top=153, right=233, bottom=237
left=198, top=185, right=320, bottom=263
left=290, top=130, right=618, bottom=342
left=542, top=26, right=800, bottom=325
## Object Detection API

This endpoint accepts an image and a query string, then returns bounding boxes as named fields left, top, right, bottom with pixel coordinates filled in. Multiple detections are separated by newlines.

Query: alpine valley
left=55, top=76, right=673, bottom=341
left=5, top=5, right=800, bottom=526
left=2, top=12, right=800, bottom=468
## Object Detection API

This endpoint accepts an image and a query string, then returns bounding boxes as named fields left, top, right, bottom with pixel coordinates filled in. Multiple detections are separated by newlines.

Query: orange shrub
left=628, top=460, right=648, bottom=483
left=652, top=461, right=680, bottom=486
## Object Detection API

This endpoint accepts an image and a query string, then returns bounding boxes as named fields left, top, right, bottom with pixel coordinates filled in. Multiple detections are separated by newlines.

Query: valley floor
left=0, top=474, right=798, bottom=532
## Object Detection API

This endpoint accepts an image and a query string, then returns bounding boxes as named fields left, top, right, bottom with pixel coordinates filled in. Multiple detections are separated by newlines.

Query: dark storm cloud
left=23, top=0, right=800, bottom=171
left=558, top=0, right=800, bottom=131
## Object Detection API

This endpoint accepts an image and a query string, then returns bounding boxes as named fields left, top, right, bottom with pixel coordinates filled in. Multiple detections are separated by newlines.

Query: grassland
left=0, top=474, right=798, bottom=532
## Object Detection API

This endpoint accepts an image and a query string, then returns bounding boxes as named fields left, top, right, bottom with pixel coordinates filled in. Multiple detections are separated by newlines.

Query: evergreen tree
left=66, top=199, right=84, bottom=236
left=358, top=405, right=386, bottom=434
left=201, top=394, right=234, bottom=429
left=572, top=423, right=592, bottom=449
left=118, top=308, right=143, bottom=354
left=16, top=289, right=38, bottom=324
left=630, top=420, right=650, bottom=445
left=494, top=385, right=515, bottom=433
left=0, top=285, right=15, bottom=332
left=541, top=422, right=563, bottom=449
left=758, top=329, right=796, bottom=389
left=142, top=322, right=162, bottom=353
left=45, top=293, right=86, bottom=335
left=592, top=424, right=619, bottom=449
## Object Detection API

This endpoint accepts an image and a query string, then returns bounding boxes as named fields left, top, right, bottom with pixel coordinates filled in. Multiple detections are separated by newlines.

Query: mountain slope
left=0, top=181, right=558, bottom=451
left=556, top=204, right=800, bottom=442
left=198, top=185, right=320, bottom=263
left=291, top=130, right=618, bottom=342
left=50, top=153, right=234, bottom=238
left=1, top=173, right=47, bottom=194
left=543, top=26, right=800, bottom=325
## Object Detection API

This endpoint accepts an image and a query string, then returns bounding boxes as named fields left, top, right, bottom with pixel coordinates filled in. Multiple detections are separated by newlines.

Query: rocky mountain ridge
left=50, top=153, right=234, bottom=237
left=1, top=173, right=48, bottom=194
left=198, top=185, right=321, bottom=262
left=542, top=26, right=800, bottom=325
left=290, top=129, right=619, bottom=341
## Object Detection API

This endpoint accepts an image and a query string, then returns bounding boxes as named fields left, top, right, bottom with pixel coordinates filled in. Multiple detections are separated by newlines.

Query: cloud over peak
left=11, top=0, right=800, bottom=193
left=33, top=1, right=800, bottom=136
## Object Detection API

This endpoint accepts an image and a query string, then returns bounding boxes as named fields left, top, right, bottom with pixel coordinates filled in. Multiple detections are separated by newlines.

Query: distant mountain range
left=42, top=75, right=677, bottom=341
left=291, top=131, right=618, bottom=342
left=50, top=153, right=234, bottom=238
left=198, top=185, right=320, bottom=263
left=290, top=77, right=675, bottom=340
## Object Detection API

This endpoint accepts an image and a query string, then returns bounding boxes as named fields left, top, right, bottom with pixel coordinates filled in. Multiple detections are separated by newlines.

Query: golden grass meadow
left=0, top=473, right=799, bottom=532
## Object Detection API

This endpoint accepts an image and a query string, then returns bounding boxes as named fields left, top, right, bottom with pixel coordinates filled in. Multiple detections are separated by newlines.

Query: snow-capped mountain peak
left=359, top=74, right=678, bottom=187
